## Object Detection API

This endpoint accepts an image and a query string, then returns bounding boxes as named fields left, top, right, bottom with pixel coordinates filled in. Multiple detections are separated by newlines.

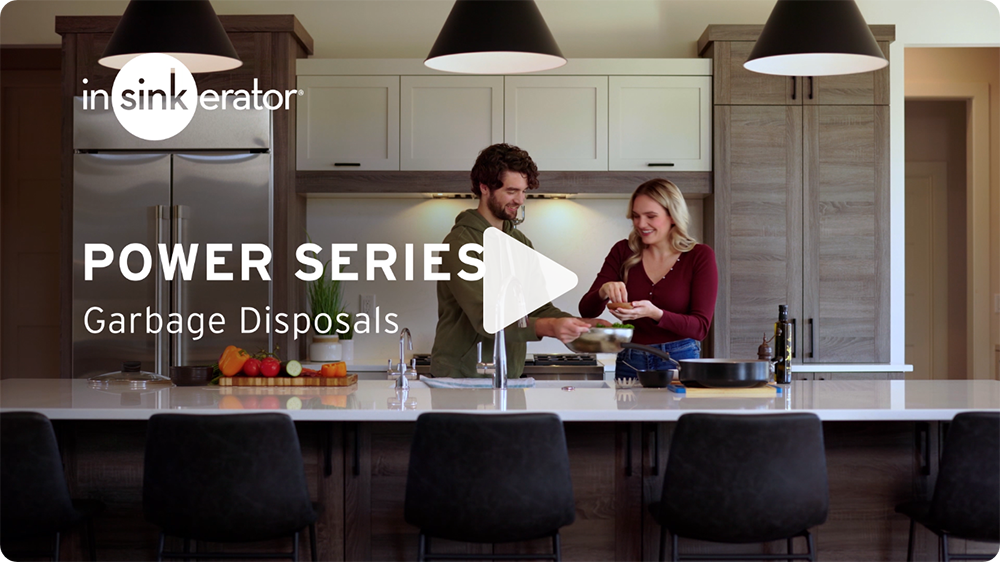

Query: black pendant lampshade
left=744, top=0, right=887, bottom=76
left=99, top=0, right=241, bottom=73
left=425, top=0, right=566, bottom=74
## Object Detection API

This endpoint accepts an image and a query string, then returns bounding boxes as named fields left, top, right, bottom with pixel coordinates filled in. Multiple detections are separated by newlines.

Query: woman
left=579, top=179, right=718, bottom=379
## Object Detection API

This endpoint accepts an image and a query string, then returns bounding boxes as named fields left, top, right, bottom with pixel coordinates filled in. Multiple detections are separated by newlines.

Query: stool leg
left=53, top=531, right=60, bottom=562
left=292, top=530, right=300, bottom=562
left=806, top=531, right=815, bottom=562
left=87, top=518, right=97, bottom=562
left=787, top=537, right=794, bottom=557
left=418, top=533, right=426, bottom=562
left=906, top=519, right=915, bottom=562
left=157, top=533, right=166, bottom=562
left=672, top=533, right=679, bottom=562
left=553, top=532, right=562, bottom=562
left=309, top=523, right=318, bottom=562
left=941, top=533, right=950, bottom=562
left=658, top=526, right=666, bottom=562
left=183, top=537, right=191, bottom=562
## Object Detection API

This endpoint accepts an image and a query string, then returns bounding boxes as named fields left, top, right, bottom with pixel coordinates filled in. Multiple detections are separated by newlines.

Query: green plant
left=308, top=260, right=344, bottom=336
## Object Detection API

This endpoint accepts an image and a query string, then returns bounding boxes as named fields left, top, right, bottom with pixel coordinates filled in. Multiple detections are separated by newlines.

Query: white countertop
left=1, top=378, right=995, bottom=422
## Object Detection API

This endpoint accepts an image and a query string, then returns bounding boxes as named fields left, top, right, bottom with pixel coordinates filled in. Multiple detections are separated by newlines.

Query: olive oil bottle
left=773, top=305, right=793, bottom=384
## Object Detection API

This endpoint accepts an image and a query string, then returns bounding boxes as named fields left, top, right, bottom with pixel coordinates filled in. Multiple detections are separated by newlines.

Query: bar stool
left=1, top=411, right=104, bottom=561
left=649, top=413, right=829, bottom=562
left=404, top=412, right=576, bottom=561
left=896, top=411, right=1000, bottom=562
left=143, top=413, right=319, bottom=561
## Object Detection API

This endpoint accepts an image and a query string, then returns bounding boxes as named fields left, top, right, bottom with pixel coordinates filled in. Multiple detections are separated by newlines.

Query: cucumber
left=282, top=360, right=303, bottom=377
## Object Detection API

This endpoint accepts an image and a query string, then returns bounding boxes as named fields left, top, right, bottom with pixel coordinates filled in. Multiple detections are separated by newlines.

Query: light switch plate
left=360, top=294, right=376, bottom=318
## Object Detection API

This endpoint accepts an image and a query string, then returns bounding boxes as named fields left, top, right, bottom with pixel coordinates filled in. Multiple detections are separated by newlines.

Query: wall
left=306, top=196, right=704, bottom=364
left=2, top=0, right=998, bottom=366
left=905, top=100, right=968, bottom=378
left=905, top=47, right=1000, bottom=379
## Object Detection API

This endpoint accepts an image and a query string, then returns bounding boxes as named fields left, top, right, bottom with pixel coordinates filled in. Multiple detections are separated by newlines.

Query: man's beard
left=487, top=191, right=518, bottom=220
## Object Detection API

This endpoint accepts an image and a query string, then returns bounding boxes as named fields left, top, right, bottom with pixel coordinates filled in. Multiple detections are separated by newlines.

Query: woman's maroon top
left=579, top=240, right=718, bottom=344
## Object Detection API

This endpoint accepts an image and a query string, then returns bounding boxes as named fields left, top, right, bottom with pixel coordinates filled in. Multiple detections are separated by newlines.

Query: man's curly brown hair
left=469, top=143, right=540, bottom=198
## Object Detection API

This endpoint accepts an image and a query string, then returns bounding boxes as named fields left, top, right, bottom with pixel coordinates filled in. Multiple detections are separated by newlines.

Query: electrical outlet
left=360, top=294, right=376, bottom=318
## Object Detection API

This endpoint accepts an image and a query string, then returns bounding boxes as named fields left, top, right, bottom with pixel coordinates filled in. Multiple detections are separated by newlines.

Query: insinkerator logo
left=84, top=53, right=301, bottom=141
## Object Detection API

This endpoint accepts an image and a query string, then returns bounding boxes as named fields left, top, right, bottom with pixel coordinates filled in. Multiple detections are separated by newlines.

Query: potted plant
left=308, top=260, right=344, bottom=362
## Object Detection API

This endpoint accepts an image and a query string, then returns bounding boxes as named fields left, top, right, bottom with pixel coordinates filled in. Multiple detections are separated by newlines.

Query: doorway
left=904, top=101, right=967, bottom=380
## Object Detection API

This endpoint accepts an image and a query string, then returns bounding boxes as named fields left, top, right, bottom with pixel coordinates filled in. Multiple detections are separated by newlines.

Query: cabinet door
left=713, top=41, right=799, bottom=106
left=803, top=105, right=889, bottom=363
left=296, top=76, right=399, bottom=171
left=504, top=76, right=608, bottom=171
left=805, top=42, right=891, bottom=106
left=400, top=76, right=503, bottom=171
left=714, top=105, right=803, bottom=360
left=609, top=76, right=712, bottom=172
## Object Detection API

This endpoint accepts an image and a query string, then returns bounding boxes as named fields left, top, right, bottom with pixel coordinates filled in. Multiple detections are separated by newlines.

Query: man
left=431, top=143, right=596, bottom=379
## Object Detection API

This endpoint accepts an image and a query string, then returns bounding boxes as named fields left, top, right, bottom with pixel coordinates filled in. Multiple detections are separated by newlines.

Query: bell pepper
left=218, top=346, right=250, bottom=377
left=321, top=362, right=347, bottom=378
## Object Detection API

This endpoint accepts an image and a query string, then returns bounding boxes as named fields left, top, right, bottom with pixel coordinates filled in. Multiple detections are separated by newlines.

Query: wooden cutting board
left=218, top=374, right=358, bottom=387
left=667, top=383, right=781, bottom=397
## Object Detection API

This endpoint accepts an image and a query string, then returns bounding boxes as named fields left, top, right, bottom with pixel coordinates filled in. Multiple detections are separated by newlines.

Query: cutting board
left=219, top=374, right=358, bottom=387
left=667, top=383, right=781, bottom=397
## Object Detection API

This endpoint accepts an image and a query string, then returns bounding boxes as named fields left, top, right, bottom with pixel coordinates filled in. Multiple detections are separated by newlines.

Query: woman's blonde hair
left=621, top=179, right=697, bottom=284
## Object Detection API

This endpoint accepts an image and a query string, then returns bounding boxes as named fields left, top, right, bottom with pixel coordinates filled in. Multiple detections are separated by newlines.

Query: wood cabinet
left=296, top=76, right=400, bottom=171
left=400, top=76, right=503, bottom=171
left=703, top=25, right=892, bottom=364
left=504, top=76, right=609, bottom=171
left=609, top=76, right=712, bottom=172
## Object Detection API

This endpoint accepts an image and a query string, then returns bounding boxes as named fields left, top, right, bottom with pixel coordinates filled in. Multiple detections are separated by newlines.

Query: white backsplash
left=305, top=196, right=704, bottom=365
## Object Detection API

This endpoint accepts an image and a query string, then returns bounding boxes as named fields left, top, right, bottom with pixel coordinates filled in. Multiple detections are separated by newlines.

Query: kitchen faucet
left=476, top=279, right=528, bottom=390
left=391, top=328, right=413, bottom=377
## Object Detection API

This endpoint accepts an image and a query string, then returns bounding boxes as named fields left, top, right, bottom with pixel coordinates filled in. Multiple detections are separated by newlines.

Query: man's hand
left=536, top=317, right=593, bottom=343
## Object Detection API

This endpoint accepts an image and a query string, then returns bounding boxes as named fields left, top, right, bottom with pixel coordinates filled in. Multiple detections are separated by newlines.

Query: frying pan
left=566, top=328, right=771, bottom=388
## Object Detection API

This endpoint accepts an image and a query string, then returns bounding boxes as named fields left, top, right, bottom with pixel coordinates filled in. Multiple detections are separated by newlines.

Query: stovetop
left=410, top=353, right=604, bottom=379
left=528, top=354, right=599, bottom=366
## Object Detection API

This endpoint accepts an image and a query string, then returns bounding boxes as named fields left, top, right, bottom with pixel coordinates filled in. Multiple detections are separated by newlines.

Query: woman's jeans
left=615, top=338, right=701, bottom=379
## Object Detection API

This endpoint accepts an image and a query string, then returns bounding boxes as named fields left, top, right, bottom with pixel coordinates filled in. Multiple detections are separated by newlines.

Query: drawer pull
left=647, top=163, right=675, bottom=167
left=333, top=162, right=361, bottom=167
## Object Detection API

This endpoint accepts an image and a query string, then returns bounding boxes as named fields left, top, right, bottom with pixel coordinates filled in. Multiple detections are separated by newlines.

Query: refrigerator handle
left=172, top=205, right=186, bottom=367
left=154, top=205, right=170, bottom=376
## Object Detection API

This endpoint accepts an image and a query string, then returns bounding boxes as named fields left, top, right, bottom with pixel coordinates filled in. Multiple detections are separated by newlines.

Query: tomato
left=242, top=358, right=261, bottom=377
left=260, top=357, right=280, bottom=377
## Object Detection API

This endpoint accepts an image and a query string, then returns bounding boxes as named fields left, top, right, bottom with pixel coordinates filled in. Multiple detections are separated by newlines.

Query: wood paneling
left=804, top=105, right=889, bottom=363
left=713, top=105, right=803, bottom=360
left=296, top=170, right=712, bottom=196
left=1, top=47, right=62, bottom=379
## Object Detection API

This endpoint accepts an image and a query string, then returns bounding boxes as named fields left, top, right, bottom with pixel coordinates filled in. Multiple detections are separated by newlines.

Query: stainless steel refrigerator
left=73, top=98, right=272, bottom=378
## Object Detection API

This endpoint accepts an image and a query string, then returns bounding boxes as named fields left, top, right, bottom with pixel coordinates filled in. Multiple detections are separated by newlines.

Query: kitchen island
left=2, top=378, right=997, bottom=561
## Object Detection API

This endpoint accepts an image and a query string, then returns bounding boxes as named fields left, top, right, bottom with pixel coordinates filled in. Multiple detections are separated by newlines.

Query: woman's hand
left=609, top=300, right=663, bottom=322
left=599, top=281, right=628, bottom=305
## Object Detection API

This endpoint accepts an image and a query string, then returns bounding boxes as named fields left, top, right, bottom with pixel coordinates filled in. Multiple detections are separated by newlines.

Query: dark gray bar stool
left=1, top=411, right=104, bottom=561
left=143, top=413, right=319, bottom=561
left=896, top=411, right=1000, bottom=562
left=404, top=412, right=576, bottom=561
left=649, top=413, right=829, bottom=562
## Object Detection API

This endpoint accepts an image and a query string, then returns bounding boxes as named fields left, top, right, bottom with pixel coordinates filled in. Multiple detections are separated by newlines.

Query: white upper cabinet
left=504, top=76, right=608, bottom=171
left=609, top=76, right=712, bottom=172
left=296, top=76, right=400, bottom=171
left=400, top=76, right=503, bottom=171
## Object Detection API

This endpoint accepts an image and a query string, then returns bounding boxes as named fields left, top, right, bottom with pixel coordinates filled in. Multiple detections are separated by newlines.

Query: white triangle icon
left=482, top=227, right=578, bottom=334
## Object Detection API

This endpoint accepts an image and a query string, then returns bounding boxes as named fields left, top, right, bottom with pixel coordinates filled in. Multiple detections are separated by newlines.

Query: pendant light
left=744, top=0, right=887, bottom=76
left=99, top=0, right=241, bottom=73
left=425, top=0, right=566, bottom=74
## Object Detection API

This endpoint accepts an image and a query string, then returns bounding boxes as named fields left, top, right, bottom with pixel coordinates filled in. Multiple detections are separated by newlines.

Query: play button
left=482, top=227, right=578, bottom=334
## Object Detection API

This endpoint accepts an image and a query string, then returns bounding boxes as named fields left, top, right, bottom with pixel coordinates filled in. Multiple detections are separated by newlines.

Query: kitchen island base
left=34, top=420, right=995, bottom=561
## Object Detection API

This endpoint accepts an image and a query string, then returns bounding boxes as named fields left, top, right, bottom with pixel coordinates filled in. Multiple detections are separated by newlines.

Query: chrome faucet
left=387, top=327, right=413, bottom=378
left=475, top=279, right=528, bottom=389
